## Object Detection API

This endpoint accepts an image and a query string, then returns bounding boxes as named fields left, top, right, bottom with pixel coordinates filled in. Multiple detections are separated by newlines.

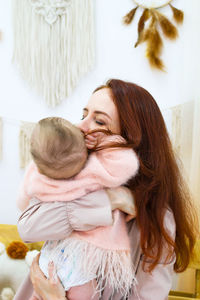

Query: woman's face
left=78, top=88, right=121, bottom=149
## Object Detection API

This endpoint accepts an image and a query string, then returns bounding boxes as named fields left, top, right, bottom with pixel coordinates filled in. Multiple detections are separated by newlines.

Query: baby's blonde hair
left=30, top=117, right=87, bottom=179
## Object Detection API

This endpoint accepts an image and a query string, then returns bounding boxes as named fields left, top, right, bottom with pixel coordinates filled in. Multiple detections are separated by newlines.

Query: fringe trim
left=171, top=105, right=181, bottom=154
left=43, top=238, right=137, bottom=298
left=19, top=121, right=35, bottom=168
left=0, top=117, right=2, bottom=160
left=12, top=0, right=95, bottom=107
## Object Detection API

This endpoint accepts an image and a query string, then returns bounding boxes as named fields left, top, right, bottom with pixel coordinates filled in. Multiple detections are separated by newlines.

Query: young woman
left=15, top=79, right=197, bottom=300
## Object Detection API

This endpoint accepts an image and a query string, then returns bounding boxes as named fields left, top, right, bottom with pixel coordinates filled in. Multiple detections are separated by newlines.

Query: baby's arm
left=17, top=189, right=113, bottom=242
left=17, top=186, right=135, bottom=243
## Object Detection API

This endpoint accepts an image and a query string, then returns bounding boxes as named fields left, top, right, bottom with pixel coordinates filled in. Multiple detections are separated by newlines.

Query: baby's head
left=30, top=117, right=87, bottom=179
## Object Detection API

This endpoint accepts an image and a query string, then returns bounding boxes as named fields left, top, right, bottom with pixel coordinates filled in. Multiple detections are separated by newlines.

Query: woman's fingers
left=30, top=254, right=66, bottom=300
left=30, top=253, right=46, bottom=289
left=30, top=253, right=40, bottom=275
left=48, top=261, right=58, bottom=283
left=30, top=253, right=45, bottom=281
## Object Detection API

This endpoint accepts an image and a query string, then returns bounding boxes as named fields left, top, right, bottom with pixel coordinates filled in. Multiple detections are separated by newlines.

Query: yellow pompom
left=6, top=241, right=29, bottom=259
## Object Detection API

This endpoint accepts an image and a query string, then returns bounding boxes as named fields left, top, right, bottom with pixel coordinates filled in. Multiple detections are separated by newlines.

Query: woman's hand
left=105, top=186, right=137, bottom=221
left=30, top=253, right=67, bottom=300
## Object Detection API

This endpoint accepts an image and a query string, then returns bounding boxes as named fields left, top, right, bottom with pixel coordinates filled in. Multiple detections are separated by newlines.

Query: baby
left=17, top=117, right=139, bottom=300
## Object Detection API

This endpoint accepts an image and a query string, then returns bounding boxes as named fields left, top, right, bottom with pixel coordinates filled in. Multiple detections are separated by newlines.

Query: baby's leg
left=29, top=290, right=43, bottom=300
left=66, top=279, right=99, bottom=300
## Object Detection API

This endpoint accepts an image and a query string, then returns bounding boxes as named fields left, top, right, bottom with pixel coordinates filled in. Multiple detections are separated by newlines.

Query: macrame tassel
left=12, top=0, right=95, bottom=107
left=19, top=122, right=35, bottom=168
left=0, top=118, right=2, bottom=160
left=145, top=13, right=164, bottom=71
left=155, top=10, right=178, bottom=40
left=42, top=238, right=137, bottom=298
left=134, top=9, right=150, bottom=47
left=171, top=105, right=181, bottom=154
left=169, top=4, right=184, bottom=24
left=123, top=6, right=138, bottom=24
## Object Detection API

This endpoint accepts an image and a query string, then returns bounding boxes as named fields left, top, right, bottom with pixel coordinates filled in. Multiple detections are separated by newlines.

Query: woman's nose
left=77, top=119, right=89, bottom=134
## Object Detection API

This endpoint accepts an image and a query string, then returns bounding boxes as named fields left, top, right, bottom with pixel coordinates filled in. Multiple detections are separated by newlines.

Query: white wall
left=0, top=0, right=199, bottom=224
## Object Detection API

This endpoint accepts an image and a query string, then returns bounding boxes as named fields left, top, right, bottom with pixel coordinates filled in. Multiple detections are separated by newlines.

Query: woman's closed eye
left=95, top=119, right=106, bottom=126
left=80, top=115, right=106, bottom=126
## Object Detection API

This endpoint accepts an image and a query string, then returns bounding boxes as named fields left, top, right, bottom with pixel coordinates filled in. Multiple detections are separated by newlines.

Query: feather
left=146, top=50, right=165, bottom=71
left=145, top=21, right=164, bottom=70
left=134, top=9, right=150, bottom=47
left=140, top=10, right=156, bottom=43
left=156, top=10, right=178, bottom=40
left=169, top=4, right=184, bottom=24
left=148, top=28, right=163, bottom=57
left=123, top=7, right=138, bottom=25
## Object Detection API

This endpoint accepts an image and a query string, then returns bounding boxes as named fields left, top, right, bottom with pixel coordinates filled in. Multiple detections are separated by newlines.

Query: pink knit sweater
left=17, top=145, right=139, bottom=210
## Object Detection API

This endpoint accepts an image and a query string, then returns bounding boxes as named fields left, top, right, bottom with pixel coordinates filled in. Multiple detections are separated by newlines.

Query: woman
left=15, top=79, right=197, bottom=300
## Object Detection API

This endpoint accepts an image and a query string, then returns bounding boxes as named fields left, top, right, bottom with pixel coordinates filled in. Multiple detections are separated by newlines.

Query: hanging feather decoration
left=123, top=6, right=138, bottom=24
left=155, top=10, right=178, bottom=40
left=144, top=12, right=164, bottom=70
left=134, top=8, right=150, bottom=47
left=169, top=4, right=184, bottom=24
left=123, top=0, right=184, bottom=70
left=12, top=0, right=95, bottom=107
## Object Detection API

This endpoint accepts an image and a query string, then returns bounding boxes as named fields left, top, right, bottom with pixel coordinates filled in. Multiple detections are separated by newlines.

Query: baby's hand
left=105, top=186, right=137, bottom=222
left=84, top=131, right=107, bottom=149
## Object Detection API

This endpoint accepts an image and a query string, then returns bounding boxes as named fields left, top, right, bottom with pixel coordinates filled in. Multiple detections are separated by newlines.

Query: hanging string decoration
left=123, top=0, right=184, bottom=70
left=171, top=102, right=195, bottom=172
left=12, top=0, right=95, bottom=107
left=19, top=121, right=36, bottom=168
left=0, top=118, right=2, bottom=160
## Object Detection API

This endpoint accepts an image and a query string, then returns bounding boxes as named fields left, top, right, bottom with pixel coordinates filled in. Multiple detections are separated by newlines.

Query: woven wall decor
left=19, top=121, right=36, bottom=168
left=0, top=118, right=2, bottom=160
left=123, top=0, right=184, bottom=70
left=12, top=0, right=95, bottom=107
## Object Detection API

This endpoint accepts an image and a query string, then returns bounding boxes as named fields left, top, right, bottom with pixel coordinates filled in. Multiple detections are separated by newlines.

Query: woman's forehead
left=86, top=88, right=115, bottom=113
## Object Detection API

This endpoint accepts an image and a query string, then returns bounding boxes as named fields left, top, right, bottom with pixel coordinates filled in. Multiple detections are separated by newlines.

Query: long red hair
left=94, top=79, right=198, bottom=272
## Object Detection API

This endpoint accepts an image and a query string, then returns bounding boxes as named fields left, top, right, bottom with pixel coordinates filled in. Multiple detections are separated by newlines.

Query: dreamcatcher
left=123, top=0, right=184, bottom=70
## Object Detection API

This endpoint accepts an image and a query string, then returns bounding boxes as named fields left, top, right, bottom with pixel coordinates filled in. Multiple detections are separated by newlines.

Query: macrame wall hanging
left=12, top=0, right=95, bottom=107
left=123, top=0, right=184, bottom=70
left=171, top=101, right=194, bottom=174
left=19, top=121, right=36, bottom=168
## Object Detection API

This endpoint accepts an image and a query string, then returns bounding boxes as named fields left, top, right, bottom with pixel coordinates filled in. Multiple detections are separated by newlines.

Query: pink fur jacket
left=17, top=139, right=139, bottom=296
